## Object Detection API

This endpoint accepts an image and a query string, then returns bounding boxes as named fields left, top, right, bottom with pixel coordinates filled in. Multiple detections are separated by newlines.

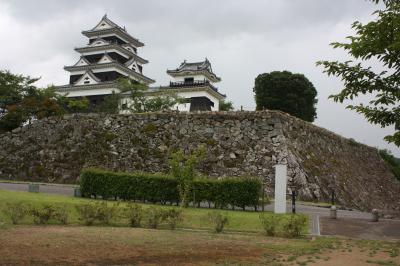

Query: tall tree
left=219, top=99, right=234, bottom=111
left=317, top=0, right=400, bottom=146
left=254, top=71, right=318, bottom=122
left=117, top=78, right=181, bottom=112
left=0, top=70, right=89, bottom=133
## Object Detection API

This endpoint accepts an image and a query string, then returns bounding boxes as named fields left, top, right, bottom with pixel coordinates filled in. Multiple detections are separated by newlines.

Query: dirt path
left=0, top=226, right=399, bottom=265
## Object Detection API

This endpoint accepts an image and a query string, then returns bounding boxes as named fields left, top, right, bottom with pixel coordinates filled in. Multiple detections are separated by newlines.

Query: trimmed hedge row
left=80, top=168, right=262, bottom=209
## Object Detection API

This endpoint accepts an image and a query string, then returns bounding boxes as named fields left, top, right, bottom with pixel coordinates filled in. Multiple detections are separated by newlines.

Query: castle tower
left=56, top=15, right=154, bottom=106
left=166, top=58, right=225, bottom=111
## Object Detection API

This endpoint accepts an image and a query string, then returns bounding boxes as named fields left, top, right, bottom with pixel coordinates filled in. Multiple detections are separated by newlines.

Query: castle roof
left=167, top=58, right=221, bottom=82
left=82, top=15, right=144, bottom=47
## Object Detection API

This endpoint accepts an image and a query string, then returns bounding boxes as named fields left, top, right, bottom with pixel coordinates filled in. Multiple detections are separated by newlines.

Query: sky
left=0, top=0, right=398, bottom=156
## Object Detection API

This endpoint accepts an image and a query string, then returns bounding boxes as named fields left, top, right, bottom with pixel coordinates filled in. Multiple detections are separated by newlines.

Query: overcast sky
left=0, top=0, right=398, bottom=156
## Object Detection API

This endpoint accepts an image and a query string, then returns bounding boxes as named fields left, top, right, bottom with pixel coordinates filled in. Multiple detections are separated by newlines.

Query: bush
left=145, top=207, right=164, bottom=229
left=260, top=213, right=280, bottom=236
left=209, top=212, right=229, bottom=233
left=76, top=203, right=98, bottom=226
left=125, top=203, right=143, bottom=227
left=162, top=208, right=183, bottom=230
left=54, top=205, right=69, bottom=225
left=80, top=168, right=262, bottom=210
left=95, top=202, right=119, bottom=225
left=3, top=202, right=28, bottom=225
left=282, top=215, right=308, bottom=238
left=30, top=204, right=56, bottom=225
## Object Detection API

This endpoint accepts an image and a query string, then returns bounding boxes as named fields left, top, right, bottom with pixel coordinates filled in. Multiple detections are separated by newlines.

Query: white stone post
left=274, top=164, right=287, bottom=214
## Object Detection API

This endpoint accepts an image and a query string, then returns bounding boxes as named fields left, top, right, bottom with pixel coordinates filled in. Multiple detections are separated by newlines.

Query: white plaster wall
left=118, top=90, right=219, bottom=112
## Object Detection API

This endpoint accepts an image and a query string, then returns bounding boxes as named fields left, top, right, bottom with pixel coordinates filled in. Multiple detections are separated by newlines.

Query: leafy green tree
left=317, top=0, right=400, bottom=146
left=219, top=99, right=234, bottom=111
left=254, top=71, right=318, bottom=122
left=379, top=149, right=400, bottom=180
left=117, top=78, right=181, bottom=113
left=64, top=97, right=89, bottom=114
left=0, top=71, right=65, bottom=132
left=95, top=91, right=120, bottom=114
left=169, top=146, right=205, bottom=208
left=0, top=70, right=90, bottom=132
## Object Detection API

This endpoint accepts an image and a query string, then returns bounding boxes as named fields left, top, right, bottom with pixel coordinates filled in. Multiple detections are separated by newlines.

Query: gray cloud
left=0, top=0, right=397, bottom=155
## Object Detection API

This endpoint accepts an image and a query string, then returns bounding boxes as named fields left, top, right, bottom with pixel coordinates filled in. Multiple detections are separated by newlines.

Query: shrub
left=162, top=208, right=183, bottom=230
left=54, top=205, right=69, bottom=225
left=3, top=202, right=28, bottom=225
left=260, top=213, right=280, bottom=236
left=145, top=207, right=164, bottom=229
left=95, top=202, right=119, bottom=225
left=125, top=203, right=143, bottom=227
left=209, top=212, right=229, bottom=233
left=282, top=215, right=308, bottom=238
left=30, top=204, right=56, bottom=225
left=80, top=168, right=262, bottom=210
left=76, top=203, right=98, bottom=226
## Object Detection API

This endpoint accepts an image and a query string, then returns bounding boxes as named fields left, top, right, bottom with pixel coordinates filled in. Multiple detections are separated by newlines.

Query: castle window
left=184, top=77, right=194, bottom=84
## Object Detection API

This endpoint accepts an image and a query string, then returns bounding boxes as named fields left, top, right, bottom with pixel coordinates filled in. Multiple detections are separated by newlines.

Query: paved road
left=0, top=182, right=77, bottom=197
left=0, top=181, right=374, bottom=236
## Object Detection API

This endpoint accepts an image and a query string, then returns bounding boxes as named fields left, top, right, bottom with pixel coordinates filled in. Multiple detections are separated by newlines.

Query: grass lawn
left=0, top=226, right=399, bottom=265
left=0, top=189, right=302, bottom=233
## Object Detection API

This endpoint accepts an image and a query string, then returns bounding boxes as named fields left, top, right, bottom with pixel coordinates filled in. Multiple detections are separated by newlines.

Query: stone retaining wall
left=0, top=111, right=398, bottom=212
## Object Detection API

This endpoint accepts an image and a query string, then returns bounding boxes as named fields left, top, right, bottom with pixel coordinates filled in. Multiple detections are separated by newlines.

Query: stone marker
left=371, top=209, right=379, bottom=222
left=74, top=188, right=81, bottom=197
left=274, top=164, right=287, bottom=214
left=330, top=205, right=337, bottom=219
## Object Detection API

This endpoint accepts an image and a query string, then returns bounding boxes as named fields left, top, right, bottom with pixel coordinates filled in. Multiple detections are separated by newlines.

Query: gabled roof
left=73, top=56, right=91, bottom=67
left=73, top=70, right=101, bottom=86
left=167, top=58, right=221, bottom=82
left=89, top=37, right=110, bottom=47
left=91, top=14, right=122, bottom=31
left=124, top=57, right=137, bottom=68
left=97, top=53, right=115, bottom=64
left=82, top=15, right=144, bottom=47
left=74, top=44, right=148, bottom=64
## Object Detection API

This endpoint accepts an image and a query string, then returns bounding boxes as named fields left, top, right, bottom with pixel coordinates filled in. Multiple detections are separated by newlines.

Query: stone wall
left=0, top=111, right=399, bottom=212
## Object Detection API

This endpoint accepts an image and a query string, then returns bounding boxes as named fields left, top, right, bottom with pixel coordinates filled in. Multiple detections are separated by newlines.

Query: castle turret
left=165, top=58, right=225, bottom=111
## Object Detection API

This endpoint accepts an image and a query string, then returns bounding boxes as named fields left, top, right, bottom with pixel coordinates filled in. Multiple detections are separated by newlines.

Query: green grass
left=0, top=190, right=307, bottom=233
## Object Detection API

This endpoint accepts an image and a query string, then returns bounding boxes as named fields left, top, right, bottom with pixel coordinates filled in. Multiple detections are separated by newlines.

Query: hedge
left=80, top=168, right=262, bottom=209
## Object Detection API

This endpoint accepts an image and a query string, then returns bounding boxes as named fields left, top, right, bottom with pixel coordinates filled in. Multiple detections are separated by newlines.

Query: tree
left=0, top=70, right=89, bottom=133
left=0, top=71, right=64, bottom=132
left=95, top=92, right=120, bottom=114
left=117, top=78, right=181, bottom=113
left=254, top=71, right=318, bottom=122
left=169, top=146, right=205, bottom=208
left=219, top=99, right=234, bottom=111
left=379, top=149, right=400, bottom=180
left=317, top=0, right=400, bottom=146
